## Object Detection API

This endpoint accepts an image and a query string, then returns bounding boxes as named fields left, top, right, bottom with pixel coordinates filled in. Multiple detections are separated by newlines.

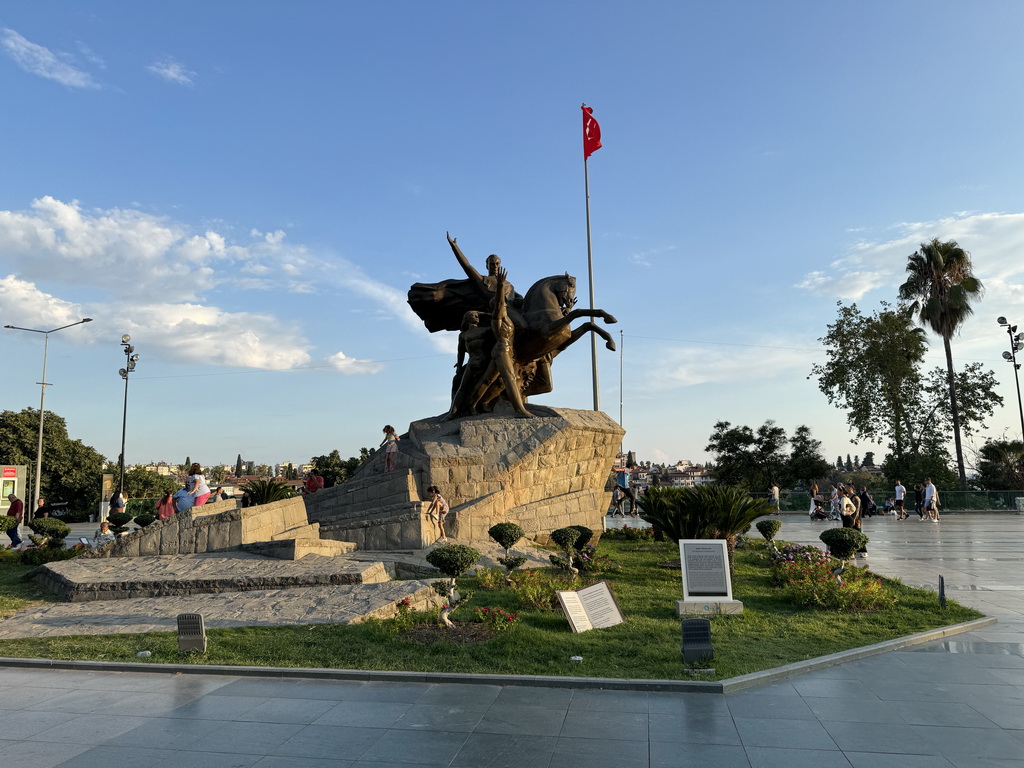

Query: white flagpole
left=584, top=143, right=600, bottom=411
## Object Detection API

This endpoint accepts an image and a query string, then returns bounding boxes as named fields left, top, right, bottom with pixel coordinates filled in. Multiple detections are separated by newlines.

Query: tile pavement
left=0, top=513, right=1020, bottom=767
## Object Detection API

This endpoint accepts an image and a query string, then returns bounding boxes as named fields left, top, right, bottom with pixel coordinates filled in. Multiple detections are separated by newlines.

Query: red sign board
left=2, top=467, right=16, bottom=478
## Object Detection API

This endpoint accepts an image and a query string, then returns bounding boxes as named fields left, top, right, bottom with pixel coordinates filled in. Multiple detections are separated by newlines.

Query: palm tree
left=898, top=238, right=984, bottom=489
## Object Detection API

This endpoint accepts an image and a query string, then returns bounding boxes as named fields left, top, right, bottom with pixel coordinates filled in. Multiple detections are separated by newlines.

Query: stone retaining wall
left=87, top=496, right=316, bottom=558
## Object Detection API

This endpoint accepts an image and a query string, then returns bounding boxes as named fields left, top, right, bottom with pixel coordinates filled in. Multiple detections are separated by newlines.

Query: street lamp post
left=997, top=317, right=1024, bottom=440
left=3, top=318, right=93, bottom=522
left=117, top=335, right=140, bottom=494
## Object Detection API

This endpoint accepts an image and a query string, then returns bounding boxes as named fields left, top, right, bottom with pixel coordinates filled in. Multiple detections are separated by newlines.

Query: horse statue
left=407, top=235, right=618, bottom=418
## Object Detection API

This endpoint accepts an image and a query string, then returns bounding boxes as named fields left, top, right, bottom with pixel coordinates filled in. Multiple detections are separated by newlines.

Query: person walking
left=894, top=480, right=906, bottom=520
left=924, top=478, right=940, bottom=522
left=5, top=494, right=23, bottom=548
left=770, top=483, right=781, bottom=515
left=914, top=483, right=925, bottom=519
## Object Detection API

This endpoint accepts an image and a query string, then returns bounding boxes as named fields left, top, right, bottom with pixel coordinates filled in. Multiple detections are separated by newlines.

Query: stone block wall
left=305, top=405, right=623, bottom=548
left=87, top=496, right=316, bottom=558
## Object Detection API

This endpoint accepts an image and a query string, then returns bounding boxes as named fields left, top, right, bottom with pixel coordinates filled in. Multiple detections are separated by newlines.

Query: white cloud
left=646, top=341, right=811, bottom=389
left=325, top=352, right=384, bottom=374
left=147, top=57, right=196, bottom=85
left=0, top=196, right=450, bottom=370
left=1, top=28, right=99, bottom=89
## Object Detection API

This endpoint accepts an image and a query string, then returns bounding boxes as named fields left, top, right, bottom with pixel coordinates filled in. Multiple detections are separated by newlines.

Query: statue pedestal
left=305, top=405, right=625, bottom=550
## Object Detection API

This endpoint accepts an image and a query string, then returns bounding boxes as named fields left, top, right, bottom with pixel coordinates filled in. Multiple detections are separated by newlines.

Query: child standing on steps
left=426, top=485, right=449, bottom=543
left=381, top=425, right=399, bottom=471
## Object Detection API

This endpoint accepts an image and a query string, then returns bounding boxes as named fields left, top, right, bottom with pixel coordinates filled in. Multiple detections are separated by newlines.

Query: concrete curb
left=0, top=615, right=996, bottom=694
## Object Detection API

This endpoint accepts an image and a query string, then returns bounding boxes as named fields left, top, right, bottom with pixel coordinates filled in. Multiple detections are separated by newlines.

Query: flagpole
left=584, top=153, right=600, bottom=412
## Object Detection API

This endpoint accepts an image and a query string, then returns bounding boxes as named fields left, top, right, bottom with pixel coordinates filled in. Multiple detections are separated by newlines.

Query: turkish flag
left=582, top=105, right=602, bottom=159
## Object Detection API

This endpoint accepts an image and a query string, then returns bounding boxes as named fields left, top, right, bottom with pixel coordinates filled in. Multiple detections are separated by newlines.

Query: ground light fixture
left=3, top=318, right=93, bottom=520
left=997, top=317, right=1024, bottom=440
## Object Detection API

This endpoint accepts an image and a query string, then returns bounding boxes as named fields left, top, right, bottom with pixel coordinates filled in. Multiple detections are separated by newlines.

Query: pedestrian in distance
left=381, top=425, right=400, bottom=472
left=894, top=480, right=906, bottom=519
left=924, top=477, right=940, bottom=522
left=5, top=494, right=23, bottom=548
left=914, top=483, right=925, bottom=519
left=770, top=483, right=781, bottom=515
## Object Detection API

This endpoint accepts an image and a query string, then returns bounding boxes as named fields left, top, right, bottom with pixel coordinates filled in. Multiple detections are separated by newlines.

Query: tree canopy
left=973, top=439, right=1024, bottom=491
left=705, top=421, right=831, bottom=489
left=0, top=408, right=105, bottom=512
left=310, top=448, right=371, bottom=487
left=811, top=301, right=1000, bottom=484
left=898, top=238, right=984, bottom=488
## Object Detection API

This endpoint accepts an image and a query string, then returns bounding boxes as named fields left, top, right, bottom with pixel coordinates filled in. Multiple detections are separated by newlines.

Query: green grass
left=0, top=540, right=983, bottom=680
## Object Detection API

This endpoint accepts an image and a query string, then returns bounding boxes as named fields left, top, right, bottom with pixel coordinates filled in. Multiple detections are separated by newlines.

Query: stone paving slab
left=0, top=580, right=443, bottom=639
left=32, top=551, right=391, bottom=602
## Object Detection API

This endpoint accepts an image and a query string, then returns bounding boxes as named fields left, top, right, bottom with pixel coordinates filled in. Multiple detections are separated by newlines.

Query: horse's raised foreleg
left=559, top=322, right=616, bottom=352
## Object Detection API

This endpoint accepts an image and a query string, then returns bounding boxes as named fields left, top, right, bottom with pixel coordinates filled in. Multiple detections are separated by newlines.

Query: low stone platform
left=0, top=580, right=443, bottom=639
left=31, top=551, right=390, bottom=602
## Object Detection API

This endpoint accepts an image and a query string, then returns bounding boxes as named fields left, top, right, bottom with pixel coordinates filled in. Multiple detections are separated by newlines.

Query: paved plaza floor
left=0, top=514, right=1022, bottom=767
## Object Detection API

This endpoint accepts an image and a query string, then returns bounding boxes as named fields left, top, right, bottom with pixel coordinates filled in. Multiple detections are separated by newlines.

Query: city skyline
left=3, top=3, right=1024, bottom=471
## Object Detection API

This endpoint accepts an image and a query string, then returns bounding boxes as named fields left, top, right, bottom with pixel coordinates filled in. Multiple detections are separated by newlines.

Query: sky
left=3, top=2, right=1024, bottom=474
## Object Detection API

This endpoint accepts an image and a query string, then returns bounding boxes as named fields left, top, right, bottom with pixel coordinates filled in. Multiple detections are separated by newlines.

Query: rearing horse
left=513, top=273, right=617, bottom=397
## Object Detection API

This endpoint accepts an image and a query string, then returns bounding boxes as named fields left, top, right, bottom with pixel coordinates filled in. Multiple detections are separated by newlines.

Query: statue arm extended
left=447, top=232, right=487, bottom=294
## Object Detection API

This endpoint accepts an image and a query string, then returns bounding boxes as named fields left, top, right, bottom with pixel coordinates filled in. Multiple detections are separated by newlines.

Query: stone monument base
left=305, top=404, right=625, bottom=550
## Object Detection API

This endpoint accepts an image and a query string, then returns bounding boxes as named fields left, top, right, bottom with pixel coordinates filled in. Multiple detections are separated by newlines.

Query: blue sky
left=3, top=2, right=1024, bottom=473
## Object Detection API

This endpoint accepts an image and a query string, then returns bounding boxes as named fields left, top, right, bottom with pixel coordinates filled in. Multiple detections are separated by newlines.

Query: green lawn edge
left=0, top=539, right=983, bottom=682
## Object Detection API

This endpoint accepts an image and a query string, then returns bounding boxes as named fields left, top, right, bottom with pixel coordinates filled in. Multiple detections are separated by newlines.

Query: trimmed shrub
left=568, top=525, right=594, bottom=549
left=133, top=514, right=156, bottom=528
left=425, top=544, right=481, bottom=579
left=0, top=516, right=18, bottom=533
left=550, top=527, right=582, bottom=552
left=240, top=479, right=296, bottom=505
left=819, top=527, right=868, bottom=560
left=756, top=519, right=782, bottom=543
left=497, top=555, right=527, bottom=572
left=107, top=512, right=134, bottom=534
left=27, top=518, right=71, bottom=546
left=488, top=522, right=525, bottom=553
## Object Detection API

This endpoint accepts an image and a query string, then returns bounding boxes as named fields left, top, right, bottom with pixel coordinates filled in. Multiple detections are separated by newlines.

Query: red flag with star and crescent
left=582, top=105, right=602, bottom=159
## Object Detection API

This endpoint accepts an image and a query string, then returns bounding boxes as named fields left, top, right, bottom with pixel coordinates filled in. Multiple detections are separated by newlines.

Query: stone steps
left=240, top=537, right=358, bottom=560
left=31, top=551, right=390, bottom=602
left=0, top=580, right=444, bottom=640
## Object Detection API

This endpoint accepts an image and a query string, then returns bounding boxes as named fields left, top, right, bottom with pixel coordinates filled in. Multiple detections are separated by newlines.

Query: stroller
left=809, top=496, right=828, bottom=521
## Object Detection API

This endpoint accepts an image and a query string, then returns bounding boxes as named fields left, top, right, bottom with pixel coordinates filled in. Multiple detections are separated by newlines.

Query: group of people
left=892, top=478, right=941, bottom=521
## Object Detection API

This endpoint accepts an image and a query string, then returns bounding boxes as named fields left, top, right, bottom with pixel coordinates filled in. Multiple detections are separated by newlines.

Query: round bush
left=133, top=514, right=156, bottom=528
left=28, top=518, right=71, bottom=542
left=568, top=525, right=594, bottom=549
left=0, top=516, right=18, bottom=533
left=756, top=519, right=782, bottom=542
left=425, top=543, right=481, bottom=578
left=819, top=527, right=868, bottom=560
left=550, top=527, right=582, bottom=551
left=107, top=512, right=134, bottom=528
left=497, top=554, right=527, bottom=572
left=488, top=522, right=525, bottom=552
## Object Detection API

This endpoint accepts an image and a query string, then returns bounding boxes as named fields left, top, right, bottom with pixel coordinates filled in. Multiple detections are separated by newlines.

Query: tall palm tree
left=898, top=238, right=984, bottom=489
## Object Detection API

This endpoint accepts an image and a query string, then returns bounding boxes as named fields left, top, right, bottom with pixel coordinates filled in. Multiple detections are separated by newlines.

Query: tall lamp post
left=117, top=335, right=140, bottom=494
left=3, top=318, right=93, bottom=522
left=997, top=317, right=1024, bottom=440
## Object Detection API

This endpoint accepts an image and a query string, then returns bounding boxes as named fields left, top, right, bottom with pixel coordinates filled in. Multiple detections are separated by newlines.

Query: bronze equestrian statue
left=408, top=234, right=618, bottom=418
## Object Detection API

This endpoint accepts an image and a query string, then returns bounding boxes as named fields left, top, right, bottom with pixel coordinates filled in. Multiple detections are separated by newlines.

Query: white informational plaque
left=556, top=581, right=626, bottom=633
left=679, top=539, right=733, bottom=601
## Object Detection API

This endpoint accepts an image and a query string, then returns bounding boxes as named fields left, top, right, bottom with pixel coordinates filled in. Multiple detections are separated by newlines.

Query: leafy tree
left=811, top=301, right=1000, bottom=485
left=235, top=454, right=243, bottom=478
left=102, top=464, right=179, bottom=501
left=241, top=478, right=297, bottom=505
left=836, top=456, right=844, bottom=471
left=863, top=451, right=875, bottom=467
left=787, top=426, right=832, bottom=485
left=207, top=465, right=229, bottom=484
left=705, top=420, right=787, bottom=489
left=973, top=439, right=1024, bottom=491
left=853, top=454, right=860, bottom=468
left=0, top=408, right=105, bottom=514
left=898, top=238, right=984, bottom=489
left=310, top=448, right=371, bottom=487
left=845, top=454, right=853, bottom=472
